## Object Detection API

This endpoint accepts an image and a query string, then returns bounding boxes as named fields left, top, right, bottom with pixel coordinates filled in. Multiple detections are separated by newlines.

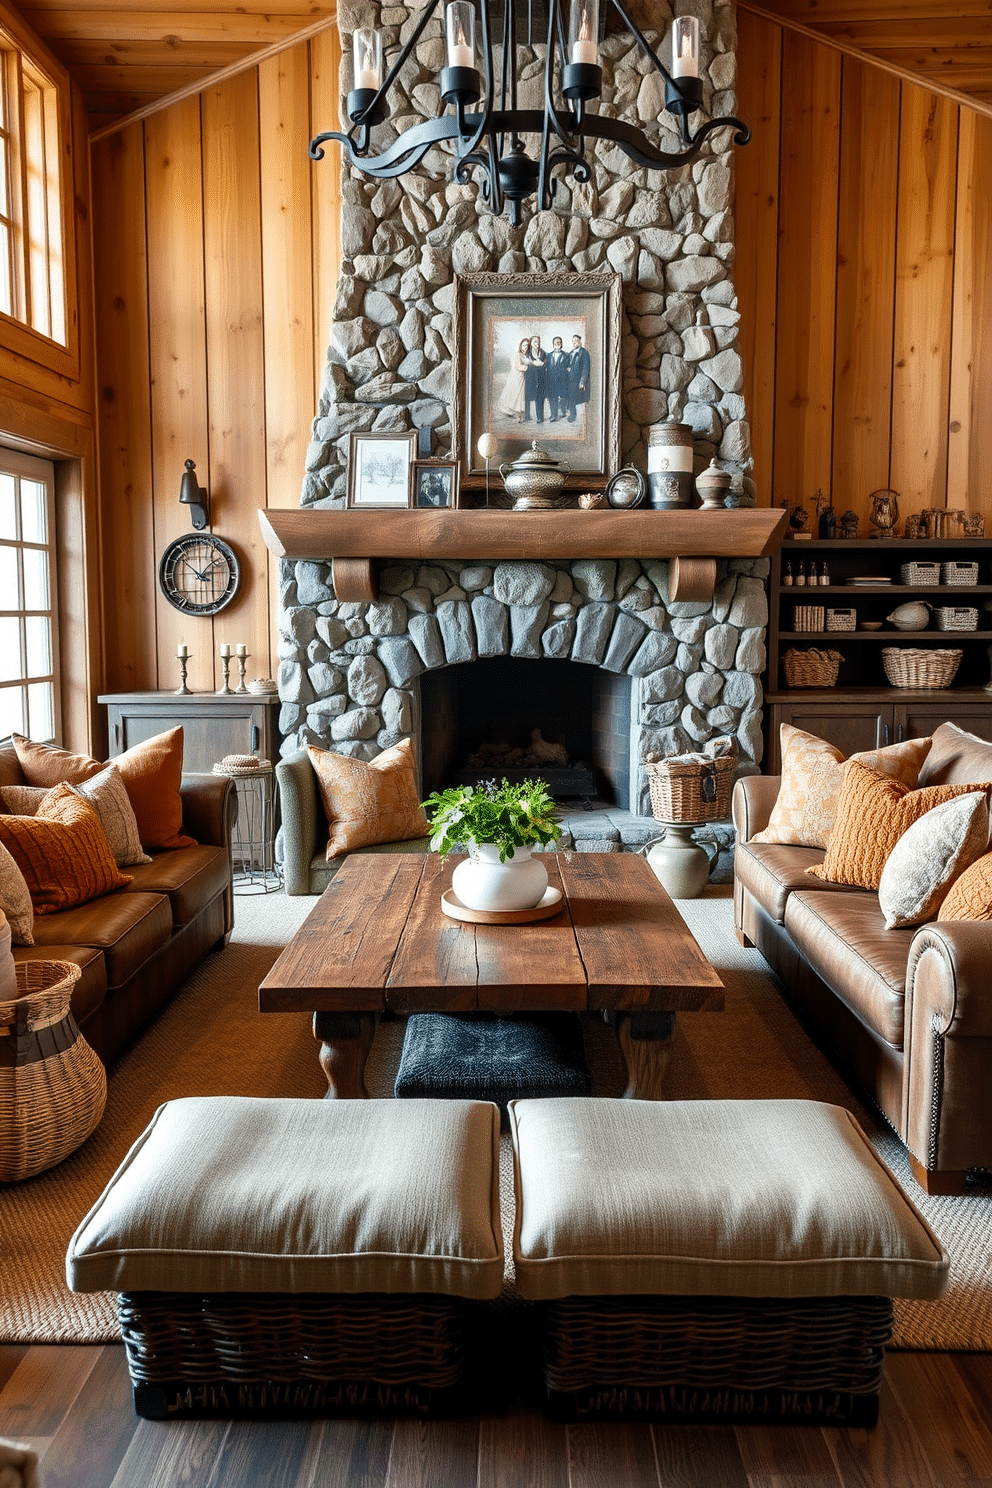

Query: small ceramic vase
left=451, top=843, right=549, bottom=913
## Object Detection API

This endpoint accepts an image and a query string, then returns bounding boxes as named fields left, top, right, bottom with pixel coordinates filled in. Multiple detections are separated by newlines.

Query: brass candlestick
left=217, top=654, right=232, bottom=696
left=175, top=655, right=191, bottom=695
left=235, top=653, right=249, bottom=693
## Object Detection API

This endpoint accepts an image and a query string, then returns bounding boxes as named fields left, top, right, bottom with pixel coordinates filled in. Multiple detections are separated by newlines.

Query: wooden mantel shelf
left=258, top=507, right=788, bottom=602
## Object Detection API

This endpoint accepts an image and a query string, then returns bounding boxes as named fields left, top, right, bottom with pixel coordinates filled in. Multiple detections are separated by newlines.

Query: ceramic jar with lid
left=695, top=459, right=732, bottom=510
left=647, top=422, right=694, bottom=509
left=499, top=441, right=570, bottom=510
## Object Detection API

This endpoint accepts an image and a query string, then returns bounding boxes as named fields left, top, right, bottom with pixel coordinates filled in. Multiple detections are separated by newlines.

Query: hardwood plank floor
left=3, top=1343, right=992, bottom=1487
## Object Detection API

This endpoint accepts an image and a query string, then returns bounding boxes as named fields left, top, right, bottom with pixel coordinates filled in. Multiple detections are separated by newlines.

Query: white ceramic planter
left=451, top=842, right=549, bottom=913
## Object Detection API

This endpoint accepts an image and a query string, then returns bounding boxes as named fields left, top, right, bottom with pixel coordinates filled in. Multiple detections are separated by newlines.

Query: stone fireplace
left=276, top=0, right=767, bottom=869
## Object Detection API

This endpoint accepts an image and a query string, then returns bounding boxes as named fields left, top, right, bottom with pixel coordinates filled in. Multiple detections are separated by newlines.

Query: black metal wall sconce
left=179, top=459, right=209, bottom=530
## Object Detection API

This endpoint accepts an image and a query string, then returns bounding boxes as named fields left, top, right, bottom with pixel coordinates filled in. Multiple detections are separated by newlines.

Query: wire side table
left=213, top=756, right=281, bottom=894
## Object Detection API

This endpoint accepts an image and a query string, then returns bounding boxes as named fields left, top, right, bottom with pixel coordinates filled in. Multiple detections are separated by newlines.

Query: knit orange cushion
left=113, top=727, right=195, bottom=852
left=806, top=761, right=985, bottom=890
left=0, top=785, right=132, bottom=914
left=938, top=852, right=992, bottom=921
left=11, top=734, right=103, bottom=788
left=308, top=739, right=429, bottom=859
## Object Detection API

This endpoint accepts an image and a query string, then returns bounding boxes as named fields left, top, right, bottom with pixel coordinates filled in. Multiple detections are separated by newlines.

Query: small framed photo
left=346, top=431, right=417, bottom=508
left=413, top=460, right=459, bottom=510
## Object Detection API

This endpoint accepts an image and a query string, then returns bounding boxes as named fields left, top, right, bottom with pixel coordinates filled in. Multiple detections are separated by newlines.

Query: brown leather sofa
left=733, top=721, right=992, bottom=1196
left=1, top=744, right=236, bottom=1066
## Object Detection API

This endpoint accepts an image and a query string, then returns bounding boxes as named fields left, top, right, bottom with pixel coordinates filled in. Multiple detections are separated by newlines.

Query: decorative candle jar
left=647, top=422, right=695, bottom=509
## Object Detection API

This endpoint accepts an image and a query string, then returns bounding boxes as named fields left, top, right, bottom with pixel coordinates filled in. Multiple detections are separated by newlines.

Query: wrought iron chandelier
left=310, top=0, right=751, bottom=225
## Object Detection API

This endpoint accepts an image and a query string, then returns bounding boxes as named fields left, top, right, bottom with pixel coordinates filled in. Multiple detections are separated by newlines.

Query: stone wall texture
left=282, top=0, right=766, bottom=798
left=302, top=0, right=755, bottom=505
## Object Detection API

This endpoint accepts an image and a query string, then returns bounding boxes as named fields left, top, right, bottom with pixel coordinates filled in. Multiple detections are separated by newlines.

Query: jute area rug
left=1, top=885, right=989, bottom=1350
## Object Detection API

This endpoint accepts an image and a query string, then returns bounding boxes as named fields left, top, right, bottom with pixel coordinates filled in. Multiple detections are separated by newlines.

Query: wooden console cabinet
left=764, top=539, right=992, bottom=771
left=100, top=692, right=280, bottom=772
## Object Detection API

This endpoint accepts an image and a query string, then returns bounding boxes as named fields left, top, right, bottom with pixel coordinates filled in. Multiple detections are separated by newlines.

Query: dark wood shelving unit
left=765, top=538, right=992, bottom=769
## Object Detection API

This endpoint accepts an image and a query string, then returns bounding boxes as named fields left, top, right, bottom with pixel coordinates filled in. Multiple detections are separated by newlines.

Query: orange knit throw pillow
left=0, top=785, right=132, bottom=914
left=308, top=739, right=429, bottom=859
left=113, top=727, right=195, bottom=852
left=938, top=852, right=992, bottom=921
left=807, top=761, right=986, bottom=891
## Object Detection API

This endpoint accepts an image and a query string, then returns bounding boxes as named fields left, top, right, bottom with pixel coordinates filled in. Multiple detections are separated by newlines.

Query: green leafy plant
left=421, top=777, right=560, bottom=862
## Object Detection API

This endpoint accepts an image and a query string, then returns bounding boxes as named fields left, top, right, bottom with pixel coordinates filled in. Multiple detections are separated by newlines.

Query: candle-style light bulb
left=570, top=0, right=600, bottom=65
left=671, top=15, right=700, bottom=79
left=353, top=28, right=382, bottom=92
left=446, top=2, right=476, bottom=70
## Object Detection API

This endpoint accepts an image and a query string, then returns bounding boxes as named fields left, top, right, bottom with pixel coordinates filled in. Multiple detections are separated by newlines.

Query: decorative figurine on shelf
left=869, top=488, right=900, bottom=539
left=781, top=499, right=811, bottom=539
left=964, top=511, right=986, bottom=538
left=840, top=510, right=860, bottom=539
left=815, top=490, right=836, bottom=540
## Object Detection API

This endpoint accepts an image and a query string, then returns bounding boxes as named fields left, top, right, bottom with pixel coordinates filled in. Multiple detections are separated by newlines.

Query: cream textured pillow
left=308, top=739, right=429, bottom=859
left=877, top=792, right=991, bottom=929
left=63, top=764, right=152, bottom=868
left=753, top=724, right=932, bottom=849
left=0, top=838, right=34, bottom=944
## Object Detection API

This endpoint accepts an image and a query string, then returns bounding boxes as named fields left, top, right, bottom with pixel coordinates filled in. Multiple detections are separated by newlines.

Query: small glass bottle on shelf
left=819, top=561, right=830, bottom=586
left=783, top=561, right=793, bottom=586
left=795, top=561, right=806, bottom=587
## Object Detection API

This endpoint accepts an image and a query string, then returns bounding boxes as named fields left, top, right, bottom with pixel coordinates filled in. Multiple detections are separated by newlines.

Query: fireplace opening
left=418, top=658, right=633, bottom=809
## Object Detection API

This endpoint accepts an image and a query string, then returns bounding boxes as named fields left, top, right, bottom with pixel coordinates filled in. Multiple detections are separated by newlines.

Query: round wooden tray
left=440, top=886, right=563, bottom=925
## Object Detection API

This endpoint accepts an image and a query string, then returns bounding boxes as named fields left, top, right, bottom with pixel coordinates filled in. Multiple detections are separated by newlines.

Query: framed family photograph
left=346, top=431, right=417, bottom=508
left=452, top=271, right=622, bottom=492
left=413, top=459, right=459, bottom=510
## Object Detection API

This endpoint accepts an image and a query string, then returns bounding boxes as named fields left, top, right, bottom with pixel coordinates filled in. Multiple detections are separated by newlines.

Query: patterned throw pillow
left=877, top=792, right=990, bottom=929
left=753, top=724, right=932, bottom=849
left=64, top=764, right=152, bottom=868
left=806, top=761, right=985, bottom=891
left=0, top=785, right=132, bottom=914
left=938, top=852, right=992, bottom=921
left=0, top=838, right=34, bottom=944
left=307, top=739, right=429, bottom=859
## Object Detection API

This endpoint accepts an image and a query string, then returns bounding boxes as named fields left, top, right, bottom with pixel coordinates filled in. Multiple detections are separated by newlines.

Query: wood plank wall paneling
left=144, top=96, right=212, bottom=691
left=736, top=16, right=992, bottom=535
left=93, top=26, right=342, bottom=694
left=890, top=84, right=959, bottom=511
left=92, top=124, right=157, bottom=694
left=948, top=110, right=992, bottom=510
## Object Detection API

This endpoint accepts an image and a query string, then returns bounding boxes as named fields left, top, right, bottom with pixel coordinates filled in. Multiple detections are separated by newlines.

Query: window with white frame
left=0, top=447, right=60, bottom=742
left=0, top=31, right=66, bottom=346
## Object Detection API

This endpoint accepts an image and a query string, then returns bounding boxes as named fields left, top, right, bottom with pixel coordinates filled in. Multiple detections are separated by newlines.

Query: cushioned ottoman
left=66, top=1095, right=504, bottom=1419
left=509, top=1097, right=949, bottom=1425
left=394, top=1012, right=591, bottom=1115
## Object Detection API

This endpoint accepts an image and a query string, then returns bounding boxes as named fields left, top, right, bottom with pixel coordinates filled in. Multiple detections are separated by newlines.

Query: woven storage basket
left=538, top=1293, right=892, bottom=1426
left=783, top=648, right=842, bottom=688
left=882, top=648, right=962, bottom=689
left=826, top=608, right=856, bottom=632
left=941, top=562, right=978, bottom=585
left=0, top=961, right=107, bottom=1183
left=899, top=562, right=941, bottom=585
left=118, top=1290, right=474, bottom=1419
left=645, top=750, right=736, bottom=823
left=933, top=607, right=978, bottom=631
left=792, top=604, right=825, bottom=633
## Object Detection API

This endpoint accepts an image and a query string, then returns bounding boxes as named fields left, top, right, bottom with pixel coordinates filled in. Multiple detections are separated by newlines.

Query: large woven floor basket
left=645, top=752, right=736, bottom=823
left=0, top=960, right=107, bottom=1183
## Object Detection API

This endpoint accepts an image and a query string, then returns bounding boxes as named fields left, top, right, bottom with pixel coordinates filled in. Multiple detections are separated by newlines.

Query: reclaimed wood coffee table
left=259, top=851, right=724, bottom=1100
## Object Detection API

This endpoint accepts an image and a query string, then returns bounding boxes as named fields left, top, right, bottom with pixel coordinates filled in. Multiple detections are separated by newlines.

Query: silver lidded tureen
left=499, top=441, right=570, bottom=510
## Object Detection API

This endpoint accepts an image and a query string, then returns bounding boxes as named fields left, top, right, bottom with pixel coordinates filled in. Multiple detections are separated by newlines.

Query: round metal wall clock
left=158, top=533, right=240, bottom=615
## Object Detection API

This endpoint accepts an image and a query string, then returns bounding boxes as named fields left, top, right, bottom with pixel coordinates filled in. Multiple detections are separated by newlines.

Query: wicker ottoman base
left=119, top=1291, right=477, bottom=1420
left=537, top=1294, right=892, bottom=1426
